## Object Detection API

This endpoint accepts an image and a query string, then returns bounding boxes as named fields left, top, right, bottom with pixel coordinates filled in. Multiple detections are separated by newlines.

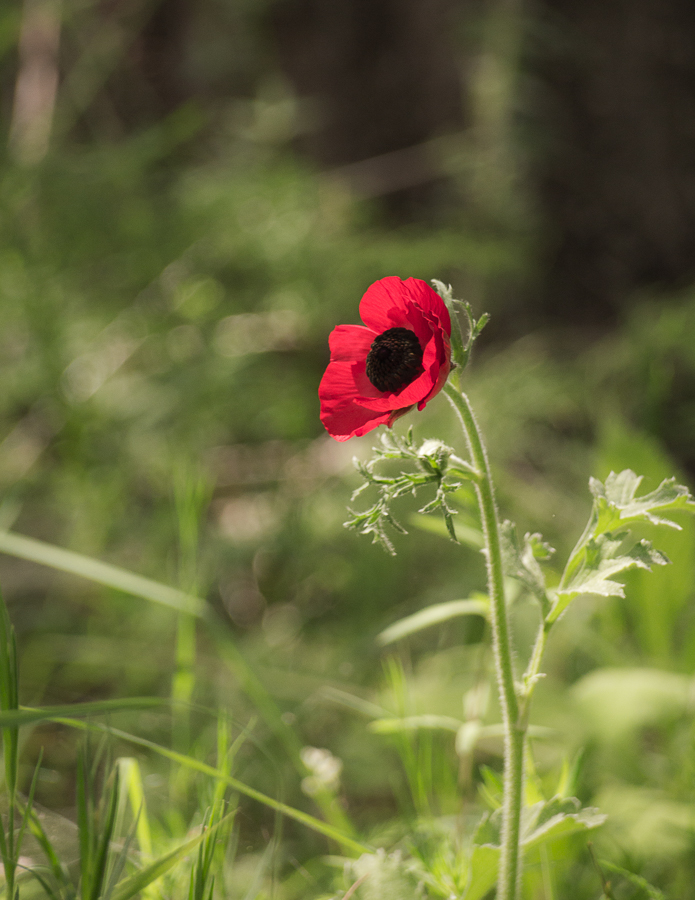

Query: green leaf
left=87, top=767, right=120, bottom=900
left=551, top=470, right=695, bottom=623
left=431, top=281, right=466, bottom=367
left=118, top=758, right=153, bottom=861
left=346, top=432, right=470, bottom=554
left=521, top=797, right=606, bottom=850
left=369, top=714, right=463, bottom=734
left=19, top=804, right=77, bottom=893
left=344, top=496, right=403, bottom=556
left=471, top=796, right=605, bottom=855
left=0, top=530, right=205, bottom=617
left=463, top=844, right=499, bottom=900
left=0, top=526, right=316, bottom=827
left=188, top=801, right=229, bottom=900
left=411, top=513, right=484, bottom=549
left=598, top=861, right=666, bottom=900
left=48, top=717, right=371, bottom=857
left=591, top=470, right=695, bottom=531
left=500, top=521, right=554, bottom=611
left=377, top=596, right=488, bottom=645
left=419, top=483, right=462, bottom=542
left=549, top=532, right=669, bottom=623
left=595, top=420, right=695, bottom=662
left=431, top=281, right=489, bottom=373
left=23, top=865, right=64, bottom=900
left=109, top=808, right=237, bottom=900
left=0, top=698, right=165, bottom=729
left=477, top=766, right=503, bottom=809
left=15, top=752, right=42, bottom=877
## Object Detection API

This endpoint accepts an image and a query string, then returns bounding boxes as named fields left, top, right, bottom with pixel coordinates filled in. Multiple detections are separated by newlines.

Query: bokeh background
left=2, top=0, right=695, bottom=897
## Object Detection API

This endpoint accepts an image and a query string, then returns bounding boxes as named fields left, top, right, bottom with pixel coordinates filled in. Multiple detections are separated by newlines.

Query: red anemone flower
left=319, top=277, right=452, bottom=441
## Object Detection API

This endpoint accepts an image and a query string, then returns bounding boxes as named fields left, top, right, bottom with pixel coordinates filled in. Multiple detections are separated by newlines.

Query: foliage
left=345, top=428, right=475, bottom=553
left=2, top=6, right=695, bottom=896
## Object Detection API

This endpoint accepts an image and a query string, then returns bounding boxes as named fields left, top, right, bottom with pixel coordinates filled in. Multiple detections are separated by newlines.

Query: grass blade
left=0, top=531, right=205, bottom=617
left=109, top=807, right=236, bottom=900
left=21, top=805, right=74, bottom=897
left=0, top=529, right=358, bottom=836
left=77, top=747, right=93, bottom=900
left=0, top=530, right=357, bottom=837
left=23, top=865, right=64, bottom=900
left=0, top=698, right=165, bottom=728
left=88, top=768, right=120, bottom=900
left=51, top=718, right=371, bottom=856
left=118, top=758, right=152, bottom=860
left=15, top=748, right=43, bottom=858
left=377, top=597, right=488, bottom=645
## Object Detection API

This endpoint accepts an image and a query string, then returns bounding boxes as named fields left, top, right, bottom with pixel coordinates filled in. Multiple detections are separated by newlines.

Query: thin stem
left=522, top=619, right=550, bottom=695
left=444, top=381, right=524, bottom=900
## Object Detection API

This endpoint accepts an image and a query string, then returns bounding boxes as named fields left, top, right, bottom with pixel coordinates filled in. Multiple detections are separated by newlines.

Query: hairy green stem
left=444, top=381, right=524, bottom=900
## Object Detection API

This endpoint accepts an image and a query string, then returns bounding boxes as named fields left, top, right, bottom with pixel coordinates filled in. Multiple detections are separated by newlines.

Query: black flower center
left=365, top=327, right=424, bottom=392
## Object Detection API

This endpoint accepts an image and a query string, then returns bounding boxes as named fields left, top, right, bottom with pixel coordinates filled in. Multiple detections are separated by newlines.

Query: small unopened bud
left=417, top=439, right=452, bottom=474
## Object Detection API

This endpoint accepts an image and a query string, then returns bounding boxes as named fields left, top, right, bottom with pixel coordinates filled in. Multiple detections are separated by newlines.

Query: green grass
left=0, top=95, right=695, bottom=898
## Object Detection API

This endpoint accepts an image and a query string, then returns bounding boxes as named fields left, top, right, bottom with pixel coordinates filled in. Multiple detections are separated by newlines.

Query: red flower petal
left=319, top=359, right=367, bottom=407
left=320, top=396, right=393, bottom=441
left=402, top=278, right=452, bottom=336
left=418, top=332, right=451, bottom=409
left=319, top=277, right=452, bottom=441
left=359, top=277, right=450, bottom=337
left=328, top=324, right=376, bottom=362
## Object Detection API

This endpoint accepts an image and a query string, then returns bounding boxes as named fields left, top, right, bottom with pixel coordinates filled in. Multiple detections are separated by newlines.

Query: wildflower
left=319, top=277, right=452, bottom=441
left=300, top=746, right=343, bottom=796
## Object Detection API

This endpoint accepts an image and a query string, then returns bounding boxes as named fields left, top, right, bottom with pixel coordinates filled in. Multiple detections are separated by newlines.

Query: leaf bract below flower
left=345, top=429, right=473, bottom=554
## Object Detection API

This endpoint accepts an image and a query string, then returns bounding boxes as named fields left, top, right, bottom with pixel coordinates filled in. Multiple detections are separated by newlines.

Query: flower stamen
left=366, top=327, right=424, bottom=392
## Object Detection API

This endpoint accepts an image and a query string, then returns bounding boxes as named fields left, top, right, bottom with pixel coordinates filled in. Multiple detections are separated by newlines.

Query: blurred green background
left=2, top=0, right=695, bottom=897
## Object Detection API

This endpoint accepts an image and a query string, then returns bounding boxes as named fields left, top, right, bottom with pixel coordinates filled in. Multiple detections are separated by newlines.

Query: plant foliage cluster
left=2, top=4, right=695, bottom=898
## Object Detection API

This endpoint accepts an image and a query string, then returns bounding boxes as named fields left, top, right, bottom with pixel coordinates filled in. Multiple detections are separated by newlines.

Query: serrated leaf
left=472, top=796, right=605, bottom=855
left=418, top=498, right=440, bottom=515
left=346, top=434, right=468, bottom=554
left=559, top=470, right=694, bottom=606
left=500, top=521, right=554, bottom=611
left=432, top=281, right=466, bottom=369
left=418, top=485, right=461, bottom=542
left=344, top=498, right=406, bottom=555
left=441, top=506, right=457, bottom=542
left=549, top=533, right=669, bottom=623
left=521, top=797, right=606, bottom=850
left=382, top=509, right=408, bottom=534
left=412, top=514, right=484, bottom=548
left=591, top=470, right=695, bottom=532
